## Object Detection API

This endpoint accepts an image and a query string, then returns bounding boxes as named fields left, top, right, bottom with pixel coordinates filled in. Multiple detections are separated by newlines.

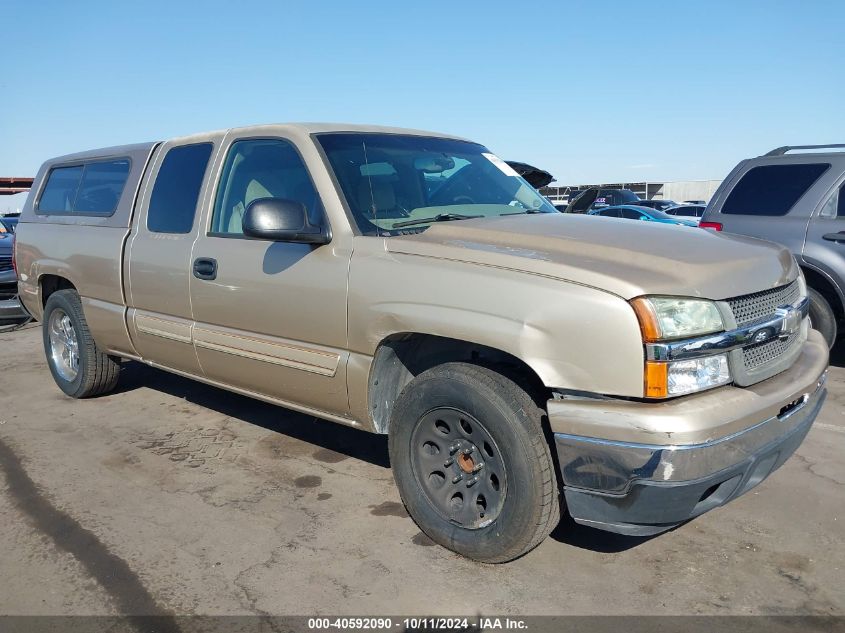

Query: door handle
left=193, top=257, right=217, bottom=280
left=822, top=232, right=845, bottom=243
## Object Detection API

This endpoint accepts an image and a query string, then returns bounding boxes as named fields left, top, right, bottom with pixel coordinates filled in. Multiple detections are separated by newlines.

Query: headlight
left=633, top=296, right=731, bottom=398
left=644, top=354, right=731, bottom=398
left=667, top=354, right=731, bottom=396
left=631, top=296, right=724, bottom=341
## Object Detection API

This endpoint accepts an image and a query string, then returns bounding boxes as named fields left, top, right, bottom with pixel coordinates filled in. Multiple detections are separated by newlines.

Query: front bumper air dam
left=549, top=329, right=829, bottom=536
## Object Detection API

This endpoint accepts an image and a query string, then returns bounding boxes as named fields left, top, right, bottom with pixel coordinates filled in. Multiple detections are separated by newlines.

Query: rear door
left=125, top=137, right=218, bottom=374
left=188, top=132, right=350, bottom=416
left=804, top=168, right=845, bottom=301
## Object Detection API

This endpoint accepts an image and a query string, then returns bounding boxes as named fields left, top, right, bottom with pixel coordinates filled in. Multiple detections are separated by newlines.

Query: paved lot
left=0, top=324, right=843, bottom=617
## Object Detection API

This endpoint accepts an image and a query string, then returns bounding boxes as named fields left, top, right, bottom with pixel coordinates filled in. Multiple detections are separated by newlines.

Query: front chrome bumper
left=549, top=330, right=829, bottom=536
left=0, top=295, right=29, bottom=325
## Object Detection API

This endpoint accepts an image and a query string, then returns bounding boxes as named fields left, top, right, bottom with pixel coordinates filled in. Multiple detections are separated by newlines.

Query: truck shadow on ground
left=548, top=513, right=656, bottom=553
left=115, top=360, right=658, bottom=554
left=114, top=361, right=391, bottom=469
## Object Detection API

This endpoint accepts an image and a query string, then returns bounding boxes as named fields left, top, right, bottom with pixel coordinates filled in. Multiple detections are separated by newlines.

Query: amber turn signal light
left=644, top=361, right=669, bottom=398
left=630, top=297, right=662, bottom=342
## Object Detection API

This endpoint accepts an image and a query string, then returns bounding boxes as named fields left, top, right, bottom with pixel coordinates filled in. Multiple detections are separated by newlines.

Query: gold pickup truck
left=15, top=124, right=829, bottom=562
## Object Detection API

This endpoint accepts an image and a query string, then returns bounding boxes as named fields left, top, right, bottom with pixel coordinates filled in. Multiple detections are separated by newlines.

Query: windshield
left=317, top=133, right=557, bottom=236
left=0, top=217, right=18, bottom=233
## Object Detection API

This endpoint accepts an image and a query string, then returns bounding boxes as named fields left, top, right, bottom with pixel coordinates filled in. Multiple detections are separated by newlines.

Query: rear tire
left=388, top=362, right=560, bottom=563
left=42, top=289, right=120, bottom=398
left=808, top=287, right=837, bottom=349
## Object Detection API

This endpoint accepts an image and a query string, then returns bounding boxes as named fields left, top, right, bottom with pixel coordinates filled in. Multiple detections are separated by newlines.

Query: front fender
left=348, top=242, right=645, bottom=398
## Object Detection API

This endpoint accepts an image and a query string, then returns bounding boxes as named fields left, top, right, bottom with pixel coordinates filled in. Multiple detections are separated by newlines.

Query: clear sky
left=2, top=0, right=843, bottom=211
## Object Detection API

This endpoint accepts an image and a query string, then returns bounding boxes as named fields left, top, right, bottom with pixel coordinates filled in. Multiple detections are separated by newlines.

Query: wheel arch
left=40, top=274, right=78, bottom=308
left=367, top=332, right=548, bottom=435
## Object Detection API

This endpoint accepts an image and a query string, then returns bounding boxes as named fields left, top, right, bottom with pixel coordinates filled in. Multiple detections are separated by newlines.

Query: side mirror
left=242, top=198, right=329, bottom=244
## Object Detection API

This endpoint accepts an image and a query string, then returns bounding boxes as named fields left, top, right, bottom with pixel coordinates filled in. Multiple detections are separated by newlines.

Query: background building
left=541, top=179, right=722, bottom=204
left=0, top=178, right=33, bottom=215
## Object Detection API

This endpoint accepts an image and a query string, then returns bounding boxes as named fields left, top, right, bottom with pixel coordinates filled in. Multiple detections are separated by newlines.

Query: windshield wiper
left=392, top=213, right=483, bottom=228
left=500, top=209, right=542, bottom=216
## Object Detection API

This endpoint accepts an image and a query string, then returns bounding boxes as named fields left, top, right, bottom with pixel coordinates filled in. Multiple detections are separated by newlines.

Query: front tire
left=808, top=287, right=837, bottom=349
left=388, top=363, right=560, bottom=563
left=42, top=289, right=120, bottom=398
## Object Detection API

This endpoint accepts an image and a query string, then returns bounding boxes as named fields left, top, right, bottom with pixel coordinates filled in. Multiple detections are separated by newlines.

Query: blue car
left=588, top=204, right=698, bottom=227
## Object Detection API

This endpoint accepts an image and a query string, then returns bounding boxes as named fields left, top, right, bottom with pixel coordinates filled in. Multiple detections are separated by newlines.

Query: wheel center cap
left=457, top=451, right=475, bottom=474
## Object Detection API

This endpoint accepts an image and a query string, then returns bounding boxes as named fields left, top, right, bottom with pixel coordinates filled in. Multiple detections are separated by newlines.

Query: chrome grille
left=727, top=280, right=800, bottom=327
left=0, top=256, right=11, bottom=273
left=742, top=332, right=799, bottom=370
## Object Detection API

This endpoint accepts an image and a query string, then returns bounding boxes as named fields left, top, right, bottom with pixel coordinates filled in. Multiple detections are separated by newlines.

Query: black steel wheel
left=389, top=362, right=560, bottom=563
left=410, top=407, right=507, bottom=530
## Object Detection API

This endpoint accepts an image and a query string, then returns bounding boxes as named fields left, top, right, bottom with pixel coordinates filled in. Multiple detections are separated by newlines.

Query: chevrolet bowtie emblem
left=776, top=305, right=801, bottom=339
left=753, top=329, right=772, bottom=343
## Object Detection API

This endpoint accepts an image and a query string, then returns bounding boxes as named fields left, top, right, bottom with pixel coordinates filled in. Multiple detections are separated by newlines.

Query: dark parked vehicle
left=566, top=187, right=640, bottom=212
left=0, top=232, right=29, bottom=326
left=700, top=143, right=845, bottom=347
left=633, top=199, right=678, bottom=211
left=0, top=217, right=19, bottom=234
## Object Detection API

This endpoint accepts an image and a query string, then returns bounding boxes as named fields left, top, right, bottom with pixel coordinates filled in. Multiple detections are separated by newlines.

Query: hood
left=0, top=233, right=12, bottom=255
left=566, top=188, right=598, bottom=214
left=505, top=161, right=554, bottom=189
left=387, top=214, right=797, bottom=300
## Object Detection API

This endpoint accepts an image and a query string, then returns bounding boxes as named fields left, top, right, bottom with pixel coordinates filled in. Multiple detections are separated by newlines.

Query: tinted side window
left=147, top=143, right=213, bottom=234
left=722, top=163, right=830, bottom=216
left=211, top=138, right=323, bottom=235
left=74, top=160, right=130, bottom=214
left=38, top=166, right=84, bottom=212
left=820, top=182, right=845, bottom=218
left=839, top=183, right=845, bottom=218
left=38, top=161, right=131, bottom=215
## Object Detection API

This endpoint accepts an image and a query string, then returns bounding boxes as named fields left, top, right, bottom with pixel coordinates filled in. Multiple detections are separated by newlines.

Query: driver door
left=189, top=134, right=350, bottom=416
